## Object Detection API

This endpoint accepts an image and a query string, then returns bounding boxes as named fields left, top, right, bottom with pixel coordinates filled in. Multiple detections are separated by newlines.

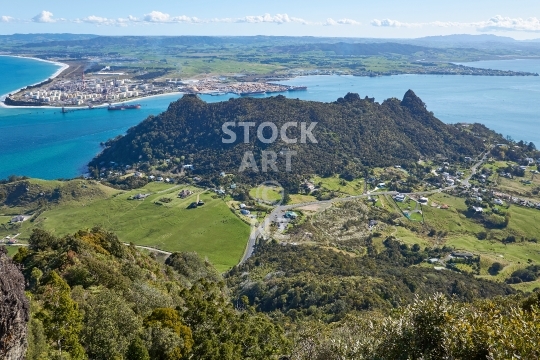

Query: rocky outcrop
left=0, top=247, right=29, bottom=360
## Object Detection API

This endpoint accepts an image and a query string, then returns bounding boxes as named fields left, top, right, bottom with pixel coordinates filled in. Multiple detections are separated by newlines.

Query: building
left=178, top=189, right=193, bottom=198
left=133, top=193, right=150, bottom=200
left=10, top=215, right=25, bottom=223
left=284, top=211, right=298, bottom=219
left=240, top=209, right=251, bottom=215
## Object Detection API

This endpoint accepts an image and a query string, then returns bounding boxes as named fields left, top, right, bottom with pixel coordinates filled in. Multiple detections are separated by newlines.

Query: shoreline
left=0, top=91, right=187, bottom=110
left=0, top=55, right=70, bottom=101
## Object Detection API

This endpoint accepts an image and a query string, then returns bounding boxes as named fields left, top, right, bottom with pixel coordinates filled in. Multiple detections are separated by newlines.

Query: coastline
left=0, top=91, right=186, bottom=110
left=0, top=55, right=69, bottom=101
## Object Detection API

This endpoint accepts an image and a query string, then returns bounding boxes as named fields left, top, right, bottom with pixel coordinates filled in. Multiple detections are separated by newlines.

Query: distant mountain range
left=5, top=33, right=540, bottom=53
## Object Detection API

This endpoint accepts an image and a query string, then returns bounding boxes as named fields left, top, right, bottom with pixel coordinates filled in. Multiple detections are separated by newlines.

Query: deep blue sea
left=0, top=56, right=539, bottom=180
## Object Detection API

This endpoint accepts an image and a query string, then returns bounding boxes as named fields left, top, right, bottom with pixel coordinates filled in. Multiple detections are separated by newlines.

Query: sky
left=2, top=0, right=540, bottom=39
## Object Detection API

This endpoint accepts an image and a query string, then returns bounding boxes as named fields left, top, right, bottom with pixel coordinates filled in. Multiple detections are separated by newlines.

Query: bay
left=0, top=56, right=539, bottom=180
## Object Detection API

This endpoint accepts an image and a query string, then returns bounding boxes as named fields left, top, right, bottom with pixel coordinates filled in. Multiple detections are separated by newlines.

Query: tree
left=488, top=262, right=504, bottom=275
left=25, top=317, right=49, bottom=360
left=125, top=337, right=150, bottom=360
left=143, top=308, right=193, bottom=359
left=82, top=288, right=142, bottom=360
left=38, top=271, right=85, bottom=359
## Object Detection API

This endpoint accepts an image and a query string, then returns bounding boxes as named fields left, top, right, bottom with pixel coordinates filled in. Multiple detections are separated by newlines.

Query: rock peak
left=0, top=247, right=29, bottom=360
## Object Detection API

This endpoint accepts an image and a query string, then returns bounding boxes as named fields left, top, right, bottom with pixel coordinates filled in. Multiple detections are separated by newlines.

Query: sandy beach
left=0, top=55, right=70, bottom=102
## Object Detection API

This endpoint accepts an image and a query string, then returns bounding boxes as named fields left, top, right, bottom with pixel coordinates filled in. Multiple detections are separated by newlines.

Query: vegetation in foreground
left=14, top=228, right=287, bottom=360
left=7, top=226, right=540, bottom=360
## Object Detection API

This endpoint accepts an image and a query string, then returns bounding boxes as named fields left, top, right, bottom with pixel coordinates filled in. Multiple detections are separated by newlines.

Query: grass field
left=2, top=182, right=249, bottom=272
left=3, top=245, right=20, bottom=257
left=249, top=185, right=284, bottom=203
left=289, top=194, right=317, bottom=204
left=312, top=175, right=364, bottom=196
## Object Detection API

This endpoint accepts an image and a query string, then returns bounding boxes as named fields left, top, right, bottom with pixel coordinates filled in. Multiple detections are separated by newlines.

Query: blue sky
left=2, top=0, right=540, bottom=39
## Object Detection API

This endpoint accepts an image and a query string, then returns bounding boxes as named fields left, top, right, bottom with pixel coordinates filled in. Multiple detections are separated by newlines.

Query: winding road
left=239, top=151, right=489, bottom=264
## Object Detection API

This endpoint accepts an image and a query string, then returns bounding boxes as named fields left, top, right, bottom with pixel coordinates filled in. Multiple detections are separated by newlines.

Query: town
left=4, top=69, right=307, bottom=108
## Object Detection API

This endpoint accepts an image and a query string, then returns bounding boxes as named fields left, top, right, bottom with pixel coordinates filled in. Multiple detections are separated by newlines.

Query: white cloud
left=82, top=15, right=115, bottom=25
left=235, top=13, right=308, bottom=25
left=477, top=15, right=540, bottom=32
left=325, top=18, right=361, bottom=26
left=141, top=11, right=200, bottom=23
left=0, top=15, right=14, bottom=23
left=371, top=18, right=422, bottom=28
left=18, top=11, right=355, bottom=28
left=371, top=15, right=540, bottom=33
left=32, top=10, right=55, bottom=23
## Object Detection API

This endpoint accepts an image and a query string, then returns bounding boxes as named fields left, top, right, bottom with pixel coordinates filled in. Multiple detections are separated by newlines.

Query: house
left=428, top=258, right=440, bottom=264
left=525, top=158, right=534, bottom=165
left=419, top=197, right=429, bottom=204
left=230, top=183, right=237, bottom=189
left=394, top=194, right=406, bottom=202
left=148, top=175, right=155, bottom=180
left=133, top=193, right=150, bottom=200
left=452, top=251, right=474, bottom=259
left=472, top=206, right=483, bottom=213
left=183, top=164, right=194, bottom=170
left=464, top=157, right=472, bottom=162
left=219, top=171, right=226, bottom=177
left=303, top=182, right=316, bottom=192
left=369, top=220, right=378, bottom=228
left=134, top=172, right=143, bottom=177
left=193, top=177, right=202, bottom=182
left=239, top=203, right=247, bottom=209
left=10, top=215, right=25, bottom=223
left=157, top=177, right=164, bottom=182
left=165, top=178, right=171, bottom=183
left=284, top=211, right=298, bottom=219
left=178, top=189, right=193, bottom=198
left=240, top=209, right=251, bottom=215
left=494, top=199, right=504, bottom=206
left=377, top=182, right=386, bottom=188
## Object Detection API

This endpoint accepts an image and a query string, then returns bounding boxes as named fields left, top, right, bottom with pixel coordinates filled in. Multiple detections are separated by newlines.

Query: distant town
left=3, top=66, right=308, bottom=108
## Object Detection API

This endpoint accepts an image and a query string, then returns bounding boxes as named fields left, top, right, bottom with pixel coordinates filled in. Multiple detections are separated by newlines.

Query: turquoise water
left=0, top=56, right=61, bottom=98
left=0, top=56, right=539, bottom=180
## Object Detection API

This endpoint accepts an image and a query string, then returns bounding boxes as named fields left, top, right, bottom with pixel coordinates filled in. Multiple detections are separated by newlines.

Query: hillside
left=10, top=228, right=287, bottom=359
left=90, top=91, right=485, bottom=189
left=0, top=180, right=249, bottom=272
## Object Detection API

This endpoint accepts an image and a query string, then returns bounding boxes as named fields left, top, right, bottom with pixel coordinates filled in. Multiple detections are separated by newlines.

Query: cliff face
left=0, top=247, right=29, bottom=360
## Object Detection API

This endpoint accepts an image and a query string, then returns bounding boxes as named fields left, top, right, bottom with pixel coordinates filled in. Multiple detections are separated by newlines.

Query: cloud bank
left=371, top=15, right=540, bottom=33
left=0, top=10, right=361, bottom=27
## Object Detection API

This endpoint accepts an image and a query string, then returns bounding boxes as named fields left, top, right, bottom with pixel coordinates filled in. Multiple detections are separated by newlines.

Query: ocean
left=0, top=56, right=539, bottom=180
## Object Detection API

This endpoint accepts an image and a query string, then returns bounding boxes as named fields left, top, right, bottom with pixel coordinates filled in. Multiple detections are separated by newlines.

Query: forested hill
left=90, top=91, right=485, bottom=184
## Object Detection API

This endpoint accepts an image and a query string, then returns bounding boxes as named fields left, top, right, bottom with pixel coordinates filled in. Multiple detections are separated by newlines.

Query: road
left=239, top=152, right=489, bottom=264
